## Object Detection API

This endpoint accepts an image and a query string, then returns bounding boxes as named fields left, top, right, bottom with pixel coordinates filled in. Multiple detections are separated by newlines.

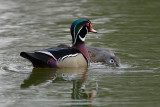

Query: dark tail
left=20, top=52, right=52, bottom=68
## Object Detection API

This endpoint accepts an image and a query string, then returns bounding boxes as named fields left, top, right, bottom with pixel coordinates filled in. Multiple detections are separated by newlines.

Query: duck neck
left=73, top=43, right=90, bottom=63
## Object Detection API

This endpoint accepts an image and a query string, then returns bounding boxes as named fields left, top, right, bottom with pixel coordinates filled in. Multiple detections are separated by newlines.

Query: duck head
left=105, top=56, right=121, bottom=67
left=71, top=19, right=97, bottom=46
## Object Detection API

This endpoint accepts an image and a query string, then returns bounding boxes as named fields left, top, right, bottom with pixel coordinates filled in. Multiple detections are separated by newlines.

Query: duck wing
left=20, top=48, right=87, bottom=68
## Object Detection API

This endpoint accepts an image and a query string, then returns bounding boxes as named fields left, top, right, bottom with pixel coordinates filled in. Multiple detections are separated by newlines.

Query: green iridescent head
left=70, top=19, right=97, bottom=46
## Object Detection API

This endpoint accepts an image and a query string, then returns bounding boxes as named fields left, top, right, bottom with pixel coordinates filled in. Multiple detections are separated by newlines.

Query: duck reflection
left=21, top=68, right=57, bottom=88
left=21, top=67, right=96, bottom=99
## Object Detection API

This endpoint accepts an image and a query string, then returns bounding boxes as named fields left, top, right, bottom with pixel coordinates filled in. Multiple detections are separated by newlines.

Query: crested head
left=70, top=19, right=97, bottom=46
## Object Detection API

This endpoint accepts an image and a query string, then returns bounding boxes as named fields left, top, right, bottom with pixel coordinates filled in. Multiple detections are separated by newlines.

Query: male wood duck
left=20, top=19, right=97, bottom=68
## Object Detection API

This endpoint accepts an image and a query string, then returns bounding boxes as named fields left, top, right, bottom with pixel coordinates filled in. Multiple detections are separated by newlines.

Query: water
left=0, top=0, right=160, bottom=106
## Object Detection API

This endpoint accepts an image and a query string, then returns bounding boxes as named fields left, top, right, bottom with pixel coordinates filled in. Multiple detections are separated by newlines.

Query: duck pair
left=20, top=19, right=120, bottom=68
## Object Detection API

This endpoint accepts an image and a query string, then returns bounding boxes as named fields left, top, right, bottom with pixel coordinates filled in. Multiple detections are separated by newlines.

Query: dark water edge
left=0, top=0, right=160, bottom=107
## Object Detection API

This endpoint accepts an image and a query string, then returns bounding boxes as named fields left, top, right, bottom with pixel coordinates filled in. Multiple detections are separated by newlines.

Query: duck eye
left=109, top=59, right=114, bottom=64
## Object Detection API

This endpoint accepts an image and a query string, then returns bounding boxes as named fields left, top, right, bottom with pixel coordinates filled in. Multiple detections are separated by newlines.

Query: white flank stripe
left=58, top=53, right=79, bottom=62
left=36, top=51, right=57, bottom=61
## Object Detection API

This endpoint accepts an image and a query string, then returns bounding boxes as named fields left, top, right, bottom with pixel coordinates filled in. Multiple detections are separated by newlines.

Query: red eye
left=86, top=23, right=90, bottom=27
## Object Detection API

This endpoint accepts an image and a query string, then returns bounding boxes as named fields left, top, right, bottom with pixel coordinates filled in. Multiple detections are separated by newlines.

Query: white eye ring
left=109, top=59, right=114, bottom=64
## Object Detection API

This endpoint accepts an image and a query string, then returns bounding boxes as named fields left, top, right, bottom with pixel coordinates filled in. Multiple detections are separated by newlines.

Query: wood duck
left=20, top=19, right=97, bottom=68
left=57, top=44, right=121, bottom=67
left=87, top=47, right=120, bottom=67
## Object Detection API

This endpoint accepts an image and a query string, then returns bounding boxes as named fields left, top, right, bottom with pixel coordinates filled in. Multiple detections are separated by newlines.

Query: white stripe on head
left=73, top=24, right=76, bottom=42
left=78, top=27, right=88, bottom=42
left=73, top=26, right=83, bottom=45
left=86, top=27, right=88, bottom=34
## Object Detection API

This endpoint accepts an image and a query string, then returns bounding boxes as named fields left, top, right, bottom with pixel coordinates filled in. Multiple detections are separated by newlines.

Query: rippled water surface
left=0, top=0, right=160, bottom=107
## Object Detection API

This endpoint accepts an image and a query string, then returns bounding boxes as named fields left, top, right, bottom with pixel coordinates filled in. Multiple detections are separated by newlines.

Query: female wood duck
left=20, top=19, right=97, bottom=68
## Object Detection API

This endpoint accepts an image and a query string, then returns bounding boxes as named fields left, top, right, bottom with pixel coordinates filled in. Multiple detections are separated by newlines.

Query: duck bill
left=116, top=63, right=121, bottom=67
left=90, top=28, right=97, bottom=33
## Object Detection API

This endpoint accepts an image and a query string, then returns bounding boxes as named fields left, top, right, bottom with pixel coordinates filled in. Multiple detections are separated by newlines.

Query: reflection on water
left=21, top=68, right=97, bottom=100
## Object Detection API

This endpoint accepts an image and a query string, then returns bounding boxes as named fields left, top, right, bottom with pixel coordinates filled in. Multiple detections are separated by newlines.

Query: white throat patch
left=79, top=35, right=86, bottom=42
left=78, top=27, right=88, bottom=42
left=73, top=26, right=88, bottom=45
